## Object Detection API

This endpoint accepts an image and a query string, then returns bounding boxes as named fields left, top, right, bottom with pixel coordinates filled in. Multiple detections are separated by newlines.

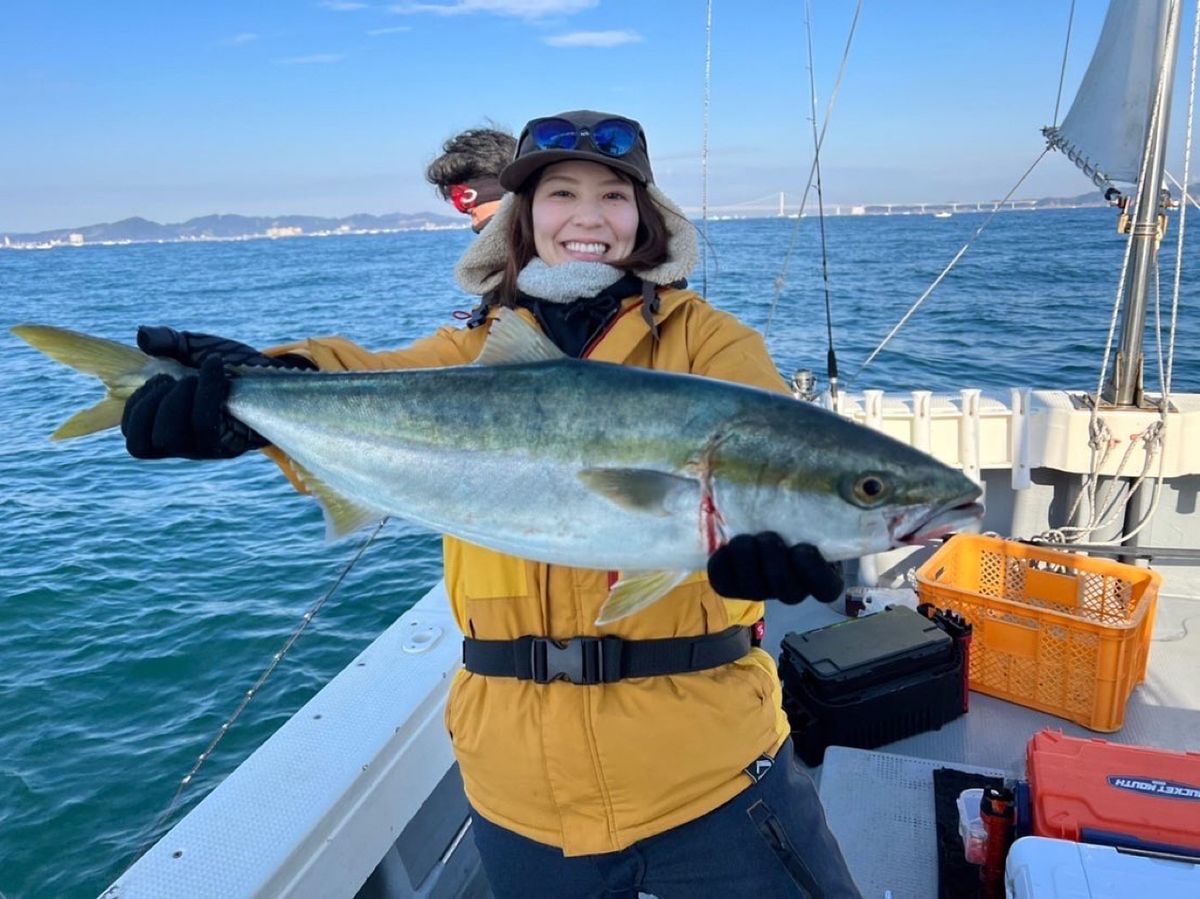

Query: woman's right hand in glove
left=120, top=327, right=311, bottom=460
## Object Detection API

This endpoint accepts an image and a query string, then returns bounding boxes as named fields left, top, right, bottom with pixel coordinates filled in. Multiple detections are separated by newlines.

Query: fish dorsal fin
left=578, top=468, right=697, bottom=517
left=290, top=461, right=387, bottom=540
left=595, top=569, right=692, bottom=625
left=474, top=308, right=564, bottom=366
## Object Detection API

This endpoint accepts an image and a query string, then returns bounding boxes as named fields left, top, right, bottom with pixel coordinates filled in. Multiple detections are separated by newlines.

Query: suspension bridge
left=679, top=191, right=1049, bottom=218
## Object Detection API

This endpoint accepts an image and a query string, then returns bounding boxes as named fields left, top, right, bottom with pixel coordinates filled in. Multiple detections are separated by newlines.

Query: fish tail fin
left=11, top=324, right=153, bottom=440
left=53, top=398, right=128, bottom=440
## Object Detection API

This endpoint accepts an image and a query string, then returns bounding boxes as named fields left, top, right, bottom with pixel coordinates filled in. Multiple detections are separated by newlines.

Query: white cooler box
left=1005, top=836, right=1200, bottom=899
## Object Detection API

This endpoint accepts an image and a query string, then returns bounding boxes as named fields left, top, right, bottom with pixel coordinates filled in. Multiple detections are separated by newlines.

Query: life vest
left=267, top=288, right=794, bottom=855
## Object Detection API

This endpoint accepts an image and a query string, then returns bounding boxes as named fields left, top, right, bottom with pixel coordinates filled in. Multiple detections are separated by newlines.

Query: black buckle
left=529, top=637, right=605, bottom=684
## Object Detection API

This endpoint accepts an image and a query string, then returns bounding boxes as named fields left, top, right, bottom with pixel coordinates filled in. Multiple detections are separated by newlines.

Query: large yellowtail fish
left=12, top=313, right=983, bottom=624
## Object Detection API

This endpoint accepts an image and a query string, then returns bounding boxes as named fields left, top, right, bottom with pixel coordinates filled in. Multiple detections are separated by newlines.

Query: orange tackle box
left=1026, top=730, right=1200, bottom=857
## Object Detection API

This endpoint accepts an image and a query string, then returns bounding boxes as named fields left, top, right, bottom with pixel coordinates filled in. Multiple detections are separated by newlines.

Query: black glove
left=135, top=325, right=314, bottom=370
left=707, top=533, right=844, bottom=604
left=121, top=355, right=264, bottom=459
left=121, top=327, right=312, bottom=460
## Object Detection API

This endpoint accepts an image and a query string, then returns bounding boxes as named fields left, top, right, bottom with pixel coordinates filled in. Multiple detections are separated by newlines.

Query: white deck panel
left=104, top=585, right=461, bottom=899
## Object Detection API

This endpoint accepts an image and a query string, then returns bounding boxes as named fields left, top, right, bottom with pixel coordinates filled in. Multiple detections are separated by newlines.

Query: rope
left=852, top=149, right=1048, bottom=380
left=764, top=0, right=863, bottom=338
left=126, top=517, right=389, bottom=868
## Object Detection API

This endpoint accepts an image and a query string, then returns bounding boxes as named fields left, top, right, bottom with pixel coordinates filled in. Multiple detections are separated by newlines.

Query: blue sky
left=1, top=1, right=1194, bottom=232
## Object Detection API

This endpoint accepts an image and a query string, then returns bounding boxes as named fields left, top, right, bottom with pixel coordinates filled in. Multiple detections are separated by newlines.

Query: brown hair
left=494, top=167, right=671, bottom=305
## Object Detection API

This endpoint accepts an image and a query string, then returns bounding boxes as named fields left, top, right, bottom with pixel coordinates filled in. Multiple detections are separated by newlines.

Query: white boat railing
left=104, top=585, right=464, bottom=899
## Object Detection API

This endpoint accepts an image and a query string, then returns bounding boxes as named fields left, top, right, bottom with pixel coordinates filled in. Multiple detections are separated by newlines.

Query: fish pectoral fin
left=595, top=569, right=692, bottom=625
left=577, top=468, right=696, bottom=517
left=473, top=308, right=565, bottom=365
left=291, top=463, right=387, bottom=540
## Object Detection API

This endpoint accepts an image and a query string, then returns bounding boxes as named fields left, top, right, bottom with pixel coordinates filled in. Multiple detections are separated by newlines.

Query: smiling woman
left=102, top=107, right=865, bottom=898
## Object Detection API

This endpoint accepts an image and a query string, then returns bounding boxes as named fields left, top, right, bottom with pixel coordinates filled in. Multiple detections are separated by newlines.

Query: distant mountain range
left=1, top=211, right=464, bottom=249
left=4, top=181, right=1198, bottom=249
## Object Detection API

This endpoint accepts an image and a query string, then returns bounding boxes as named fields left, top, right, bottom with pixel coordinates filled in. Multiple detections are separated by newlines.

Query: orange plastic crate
left=914, top=535, right=1160, bottom=731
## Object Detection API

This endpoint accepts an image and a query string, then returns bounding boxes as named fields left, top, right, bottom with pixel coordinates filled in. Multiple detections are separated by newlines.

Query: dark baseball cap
left=500, top=110, right=654, bottom=191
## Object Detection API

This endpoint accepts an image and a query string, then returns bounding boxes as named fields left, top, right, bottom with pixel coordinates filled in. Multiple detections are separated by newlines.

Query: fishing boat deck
left=769, top=566, right=1200, bottom=898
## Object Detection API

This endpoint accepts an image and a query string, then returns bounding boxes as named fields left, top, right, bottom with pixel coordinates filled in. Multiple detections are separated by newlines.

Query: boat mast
left=1104, top=0, right=1183, bottom=407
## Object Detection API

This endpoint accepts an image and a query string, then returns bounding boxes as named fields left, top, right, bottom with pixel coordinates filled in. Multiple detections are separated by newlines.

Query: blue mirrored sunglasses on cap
left=526, top=116, right=640, bottom=158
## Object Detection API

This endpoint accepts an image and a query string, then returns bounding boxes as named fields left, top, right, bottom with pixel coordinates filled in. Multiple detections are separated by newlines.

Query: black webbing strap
left=640, top=278, right=660, bottom=342
left=462, top=626, right=752, bottom=685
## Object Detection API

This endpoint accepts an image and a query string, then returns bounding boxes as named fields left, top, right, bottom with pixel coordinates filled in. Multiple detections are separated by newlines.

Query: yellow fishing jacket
left=268, top=288, right=793, bottom=855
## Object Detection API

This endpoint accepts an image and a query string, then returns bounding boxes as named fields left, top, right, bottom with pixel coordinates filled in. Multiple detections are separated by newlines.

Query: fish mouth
left=891, top=493, right=985, bottom=545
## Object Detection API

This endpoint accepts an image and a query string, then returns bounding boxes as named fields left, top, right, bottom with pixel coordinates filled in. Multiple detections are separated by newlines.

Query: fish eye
left=851, top=473, right=889, bottom=506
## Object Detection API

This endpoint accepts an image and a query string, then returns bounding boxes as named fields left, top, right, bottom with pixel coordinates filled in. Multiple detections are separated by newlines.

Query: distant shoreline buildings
left=0, top=186, right=1155, bottom=251
left=0, top=212, right=467, bottom=251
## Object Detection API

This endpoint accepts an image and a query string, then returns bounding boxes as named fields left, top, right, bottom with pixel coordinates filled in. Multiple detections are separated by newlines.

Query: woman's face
left=530, top=160, right=639, bottom=266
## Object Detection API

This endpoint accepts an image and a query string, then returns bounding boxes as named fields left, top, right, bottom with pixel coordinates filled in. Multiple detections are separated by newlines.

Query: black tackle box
left=779, top=604, right=971, bottom=766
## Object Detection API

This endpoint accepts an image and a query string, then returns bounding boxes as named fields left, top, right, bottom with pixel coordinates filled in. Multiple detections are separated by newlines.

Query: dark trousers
left=470, top=739, right=861, bottom=899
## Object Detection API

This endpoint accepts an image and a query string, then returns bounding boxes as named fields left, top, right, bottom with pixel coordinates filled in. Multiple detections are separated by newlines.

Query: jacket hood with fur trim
left=455, top=183, right=699, bottom=296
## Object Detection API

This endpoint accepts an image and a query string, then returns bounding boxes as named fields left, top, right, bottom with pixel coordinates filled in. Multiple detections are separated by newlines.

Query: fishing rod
left=804, top=0, right=840, bottom=405
left=126, top=518, right=389, bottom=869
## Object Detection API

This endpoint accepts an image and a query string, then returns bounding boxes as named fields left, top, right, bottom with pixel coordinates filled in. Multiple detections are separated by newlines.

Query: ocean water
left=1, top=208, right=1198, bottom=898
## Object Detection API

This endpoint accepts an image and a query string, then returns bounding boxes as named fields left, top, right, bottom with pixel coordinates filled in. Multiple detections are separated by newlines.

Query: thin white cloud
left=276, top=53, right=346, bottom=64
left=367, top=25, right=414, bottom=35
left=388, top=0, right=596, bottom=19
left=222, top=33, right=260, bottom=46
left=320, top=1, right=369, bottom=10
left=544, top=30, right=642, bottom=48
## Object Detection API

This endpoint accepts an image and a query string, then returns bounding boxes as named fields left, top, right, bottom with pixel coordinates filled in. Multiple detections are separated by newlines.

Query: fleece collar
left=455, top=183, right=699, bottom=297
left=515, top=259, right=625, bottom=303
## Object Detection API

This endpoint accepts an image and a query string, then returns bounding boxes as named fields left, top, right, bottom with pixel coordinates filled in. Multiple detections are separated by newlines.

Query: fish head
left=756, top=424, right=984, bottom=561
left=826, top=462, right=983, bottom=558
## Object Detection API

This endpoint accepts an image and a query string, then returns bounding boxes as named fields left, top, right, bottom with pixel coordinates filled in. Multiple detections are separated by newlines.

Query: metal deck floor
left=766, top=585, right=1200, bottom=898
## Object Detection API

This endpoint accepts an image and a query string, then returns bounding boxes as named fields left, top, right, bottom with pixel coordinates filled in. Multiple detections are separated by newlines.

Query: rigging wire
left=854, top=0, right=1076, bottom=382
left=1087, top=4, right=1178, bottom=412
left=1166, top=169, right=1200, bottom=208
left=851, top=149, right=1049, bottom=381
left=1166, top=0, right=1199, bottom=399
left=764, top=0, right=863, bottom=338
left=1051, top=0, right=1078, bottom=126
left=1039, top=0, right=1194, bottom=548
left=1105, top=0, right=1200, bottom=548
left=803, top=0, right=839, bottom=403
left=126, top=518, right=390, bottom=868
left=701, top=0, right=714, bottom=297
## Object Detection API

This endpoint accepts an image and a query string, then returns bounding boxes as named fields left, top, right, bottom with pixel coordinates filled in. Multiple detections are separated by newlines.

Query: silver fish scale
left=225, top=359, right=978, bottom=569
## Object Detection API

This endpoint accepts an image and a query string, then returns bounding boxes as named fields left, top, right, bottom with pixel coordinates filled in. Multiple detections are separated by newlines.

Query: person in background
left=120, top=109, right=861, bottom=898
left=425, top=125, right=516, bottom=233
left=122, top=125, right=521, bottom=442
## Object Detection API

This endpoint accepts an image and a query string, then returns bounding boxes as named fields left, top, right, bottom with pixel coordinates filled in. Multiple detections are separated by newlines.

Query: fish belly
left=232, top=392, right=708, bottom=571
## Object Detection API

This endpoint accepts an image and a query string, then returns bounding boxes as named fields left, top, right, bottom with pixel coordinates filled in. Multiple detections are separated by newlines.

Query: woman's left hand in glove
left=707, top=532, right=844, bottom=604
